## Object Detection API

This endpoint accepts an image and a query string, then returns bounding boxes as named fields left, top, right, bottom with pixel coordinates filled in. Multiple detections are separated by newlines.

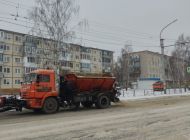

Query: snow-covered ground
left=119, top=88, right=190, bottom=100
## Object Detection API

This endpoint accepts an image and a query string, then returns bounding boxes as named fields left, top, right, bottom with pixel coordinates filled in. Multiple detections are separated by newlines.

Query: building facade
left=0, top=29, right=114, bottom=92
left=0, top=30, right=24, bottom=90
left=128, top=51, right=173, bottom=83
left=102, top=50, right=114, bottom=73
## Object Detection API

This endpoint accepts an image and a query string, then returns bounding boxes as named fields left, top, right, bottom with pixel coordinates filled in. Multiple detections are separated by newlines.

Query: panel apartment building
left=128, top=50, right=173, bottom=83
left=0, top=29, right=113, bottom=91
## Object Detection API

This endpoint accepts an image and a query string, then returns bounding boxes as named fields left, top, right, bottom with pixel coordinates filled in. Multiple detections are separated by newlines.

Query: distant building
left=0, top=30, right=24, bottom=90
left=127, top=50, right=174, bottom=89
left=0, top=29, right=114, bottom=92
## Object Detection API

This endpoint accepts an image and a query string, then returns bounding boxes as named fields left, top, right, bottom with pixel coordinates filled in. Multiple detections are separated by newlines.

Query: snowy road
left=0, top=95, right=190, bottom=140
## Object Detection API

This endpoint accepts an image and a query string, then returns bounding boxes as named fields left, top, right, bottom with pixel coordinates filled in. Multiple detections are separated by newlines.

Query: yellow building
left=0, top=30, right=24, bottom=92
left=0, top=29, right=114, bottom=93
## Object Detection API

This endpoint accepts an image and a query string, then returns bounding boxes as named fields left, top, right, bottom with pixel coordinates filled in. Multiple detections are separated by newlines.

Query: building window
left=15, top=58, right=21, bottom=63
left=25, top=67, right=30, bottom=73
left=4, top=67, right=10, bottom=73
left=7, top=34, right=11, bottom=40
left=27, top=57, right=35, bottom=63
left=4, top=79, right=10, bottom=85
left=70, top=62, right=73, bottom=68
left=0, top=32, right=3, bottom=38
left=3, top=56, right=10, bottom=63
left=15, top=80, right=21, bottom=84
left=15, top=68, right=21, bottom=74
left=15, top=36, right=19, bottom=41
left=15, top=36, right=22, bottom=42
left=102, top=58, right=111, bottom=63
left=0, top=44, right=3, bottom=50
left=25, top=67, right=37, bottom=73
left=0, top=54, right=3, bottom=62
left=3, top=45, right=10, bottom=50
left=81, top=63, right=90, bottom=69
left=0, top=66, right=2, bottom=72
left=4, top=33, right=7, bottom=40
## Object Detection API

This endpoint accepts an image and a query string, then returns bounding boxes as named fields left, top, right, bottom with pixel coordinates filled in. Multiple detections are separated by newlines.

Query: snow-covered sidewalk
left=119, top=88, right=190, bottom=101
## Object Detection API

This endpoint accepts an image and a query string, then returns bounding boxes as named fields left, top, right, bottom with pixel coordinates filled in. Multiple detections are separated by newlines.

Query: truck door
left=35, top=74, right=52, bottom=98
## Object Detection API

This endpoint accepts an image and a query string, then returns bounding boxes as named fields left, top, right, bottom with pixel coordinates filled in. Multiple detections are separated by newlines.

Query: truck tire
left=42, top=97, right=58, bottom=114
left=95, top=95, right=110, bottom=109
left=81, top=101, right=93, bottom=108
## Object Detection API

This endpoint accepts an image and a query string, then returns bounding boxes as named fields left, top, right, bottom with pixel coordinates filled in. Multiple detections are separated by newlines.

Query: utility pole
left=160, top=19, right=178, bottom=94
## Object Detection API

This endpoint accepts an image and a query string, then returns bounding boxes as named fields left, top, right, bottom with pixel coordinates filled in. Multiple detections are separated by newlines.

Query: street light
left=160, top=19, right=178, bottom=94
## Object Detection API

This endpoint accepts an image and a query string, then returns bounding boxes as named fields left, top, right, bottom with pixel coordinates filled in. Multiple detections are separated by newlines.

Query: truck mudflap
left=111, top=89, right=121, bottom=102
left=0, top=96, right=27, bottom=113
left=112, top=97, right=120, bottom=102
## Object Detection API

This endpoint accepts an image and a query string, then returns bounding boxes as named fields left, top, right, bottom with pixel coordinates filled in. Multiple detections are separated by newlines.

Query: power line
left=0, top=0, right=178, bottom=43
left=0, top=8, right=177, bottom=44
left=0, top=7, right=177, bottom=42
left=0, top=14, right=167, bottom=46
left=0, top=0, right=33, bottom=10
left=0, top=19, right=161, bottom=48
left=76, top=29, right=161, bottom=45
left=76, top=31, right=159, bottom=46
left=88, top=20, right=177, bottom=41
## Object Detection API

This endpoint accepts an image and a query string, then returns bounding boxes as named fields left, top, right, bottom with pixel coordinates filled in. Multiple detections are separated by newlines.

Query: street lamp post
left=160, top=19, right=178, bottom=94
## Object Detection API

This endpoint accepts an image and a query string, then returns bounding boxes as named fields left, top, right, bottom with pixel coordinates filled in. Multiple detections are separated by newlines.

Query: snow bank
left=119, top=88, right=190, bottom=101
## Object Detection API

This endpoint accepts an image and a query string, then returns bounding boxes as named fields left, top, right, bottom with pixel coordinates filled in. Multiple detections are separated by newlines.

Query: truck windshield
left=24, top=73, right=37, bottom=83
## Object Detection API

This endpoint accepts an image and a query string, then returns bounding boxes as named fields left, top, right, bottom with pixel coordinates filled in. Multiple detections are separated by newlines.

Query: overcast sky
left=0, top=0, right=190, bottom=59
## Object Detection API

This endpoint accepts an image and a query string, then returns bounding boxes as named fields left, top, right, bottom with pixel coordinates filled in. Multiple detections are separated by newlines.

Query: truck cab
left=20, top=69, right=58, bottom=109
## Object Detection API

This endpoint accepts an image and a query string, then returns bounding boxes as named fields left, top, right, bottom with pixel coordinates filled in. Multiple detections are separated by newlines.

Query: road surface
left=1, top=95, right=190, bottom=140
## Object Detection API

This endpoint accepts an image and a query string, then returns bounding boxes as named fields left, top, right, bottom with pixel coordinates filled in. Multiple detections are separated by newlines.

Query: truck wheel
left=81, top=101, right=93, bottom=108
left=95, top=95, right=110, bottom=109
left=42, top=97, right=58, bottom=114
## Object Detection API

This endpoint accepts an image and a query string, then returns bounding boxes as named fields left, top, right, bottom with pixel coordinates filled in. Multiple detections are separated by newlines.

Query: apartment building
left=128, top=50, right=173, bottom=82
left=0, top=29, right=114, bottom=92
left=0, top=30, right=24, bottom=90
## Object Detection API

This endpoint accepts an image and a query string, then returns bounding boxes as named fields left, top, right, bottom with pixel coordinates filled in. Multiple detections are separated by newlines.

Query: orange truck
left=0, top=69, right=120, bottom=113
left=153, top=81, right=164, bottom=91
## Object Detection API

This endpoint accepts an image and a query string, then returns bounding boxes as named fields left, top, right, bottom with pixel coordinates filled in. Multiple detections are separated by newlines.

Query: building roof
left=130, top=50, right=170, bottom=57
left=0, top=28, right=114, bottom=53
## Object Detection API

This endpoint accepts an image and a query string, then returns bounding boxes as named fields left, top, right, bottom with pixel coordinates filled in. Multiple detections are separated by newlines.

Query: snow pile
left=119, top=88, right=190, bottom=100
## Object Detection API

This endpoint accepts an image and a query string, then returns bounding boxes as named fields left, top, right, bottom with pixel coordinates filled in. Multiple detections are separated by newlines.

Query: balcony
left=0, top=48, right=3, bottom=53
left=0, top=60, right=3, bottom=65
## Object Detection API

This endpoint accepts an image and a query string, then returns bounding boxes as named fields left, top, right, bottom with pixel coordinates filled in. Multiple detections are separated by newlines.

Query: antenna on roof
left=14, top=3, right=19, bottom=21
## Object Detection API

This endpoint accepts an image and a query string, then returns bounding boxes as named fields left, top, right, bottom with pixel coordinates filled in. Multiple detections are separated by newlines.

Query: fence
left=120, top=88, right=190, bottom=98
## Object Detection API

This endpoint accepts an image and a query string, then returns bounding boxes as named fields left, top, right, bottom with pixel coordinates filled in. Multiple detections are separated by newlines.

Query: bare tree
left=114, top=44, right=133, bottom=88
left=28, top=0, right=86, bottom=71
left=171, top=34, right=190, bottom=87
